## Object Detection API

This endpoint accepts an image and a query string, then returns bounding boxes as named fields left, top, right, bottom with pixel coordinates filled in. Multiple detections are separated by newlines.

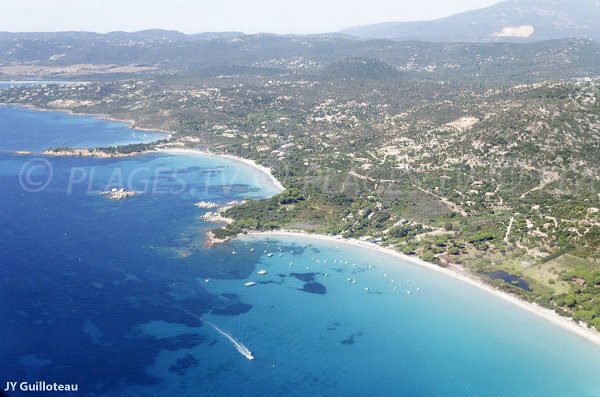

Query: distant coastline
left=9, top=103, right=173, bottom=136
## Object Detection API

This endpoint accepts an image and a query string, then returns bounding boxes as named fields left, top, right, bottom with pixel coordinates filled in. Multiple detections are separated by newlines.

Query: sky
left=1, top=0, right=502, bottom=34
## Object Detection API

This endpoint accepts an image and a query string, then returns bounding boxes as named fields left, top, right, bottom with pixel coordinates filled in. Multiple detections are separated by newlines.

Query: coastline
left=42, top=148, right=148, bottom=158
left=159, top=148, right=285, bottom=193
left=3, top=104, right=284, bottom=194
left=238, top=229, right=600, bottom=348
left=6, top=103, right=173, bottom=136
left=5, top=101, right=599, bottom=348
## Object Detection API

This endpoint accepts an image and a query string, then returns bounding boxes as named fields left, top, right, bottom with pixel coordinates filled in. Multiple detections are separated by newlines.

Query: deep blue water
left=2, top=107, right=600, bottom=397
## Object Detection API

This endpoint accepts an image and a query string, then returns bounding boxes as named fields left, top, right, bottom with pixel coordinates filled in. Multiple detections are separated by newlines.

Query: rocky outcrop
left=101, top=188, right=135, bottom=200
left=194, top=201, right=219, bottom=209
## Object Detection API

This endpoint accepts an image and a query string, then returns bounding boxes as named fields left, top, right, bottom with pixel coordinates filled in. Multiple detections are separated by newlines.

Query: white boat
left=258, top=269, right=268, bottom=275
left=244, top=281, right=257, bottom=287
left=267, top=253, right=273, bottom=257
left=250, top=248, right=255, bottom=252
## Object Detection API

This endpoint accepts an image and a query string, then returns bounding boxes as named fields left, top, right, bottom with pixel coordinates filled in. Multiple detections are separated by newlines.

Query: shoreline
left=238, top=229, right=600, bottom=348
left=159, top=148, right=285, bottom=193
left=3, top=103, right=173, bottom=136
left=5, top=101, right=599, bottom=348
left=2, top=104, right=284, bottom=194
left=42, top=148, right=149, bottom=158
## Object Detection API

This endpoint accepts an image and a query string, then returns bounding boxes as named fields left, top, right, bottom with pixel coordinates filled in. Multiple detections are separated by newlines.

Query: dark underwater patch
left=207, top=184, right=260, bottom=196
left=291, top=272, right=317, bottom=282
left=159, top=166, right=226, bottom=175
left=161, top=334, right=207, bottom=351
left=301, top=282, right=326, bottom=295
left=258, top=280, right=282, bottom=285
left=341, top=332, right=363, bottom=345
left=211, top=303, right=253, bottom=316
left=169, top=354, right=199, bottom=376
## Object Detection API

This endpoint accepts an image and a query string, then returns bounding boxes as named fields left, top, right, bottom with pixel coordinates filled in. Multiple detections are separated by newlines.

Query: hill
left=342, top=0, right=600, bottom=42
left=322, top=57, right=401, bottom=80
left=2, top=33, right=600, bottom=85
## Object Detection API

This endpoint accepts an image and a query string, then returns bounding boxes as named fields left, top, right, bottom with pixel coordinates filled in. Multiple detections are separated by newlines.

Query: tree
left=421, top=251, right=436, bottom=263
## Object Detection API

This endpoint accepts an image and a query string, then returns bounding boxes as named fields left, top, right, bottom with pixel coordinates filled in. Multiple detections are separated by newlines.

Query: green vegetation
left=1, top=38, right=599, bottom=329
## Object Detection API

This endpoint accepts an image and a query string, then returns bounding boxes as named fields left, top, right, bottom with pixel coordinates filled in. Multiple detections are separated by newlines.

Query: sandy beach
left=8, top=102, right=599, bottom=348
left=159, top=148, right=285, bottom=193
left=240, top=229, right=600, bottom=348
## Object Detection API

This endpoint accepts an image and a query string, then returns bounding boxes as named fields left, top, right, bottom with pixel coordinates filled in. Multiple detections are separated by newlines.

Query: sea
left=1, top=103, right=600, bottom=397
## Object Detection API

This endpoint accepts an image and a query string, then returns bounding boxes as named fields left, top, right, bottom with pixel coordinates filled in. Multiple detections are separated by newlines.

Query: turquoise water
left=1, top=107, right=600, bottom=396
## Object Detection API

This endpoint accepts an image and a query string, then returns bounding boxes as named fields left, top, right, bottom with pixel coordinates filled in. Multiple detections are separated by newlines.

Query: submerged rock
left=291, top=272, right=317, bottom=282
left=301, top=282, right=326, bottom=295
left=212, top=303, right=253, bottom=316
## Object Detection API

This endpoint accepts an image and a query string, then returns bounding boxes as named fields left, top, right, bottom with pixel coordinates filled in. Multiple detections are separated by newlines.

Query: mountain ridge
left=341, top=0, right=600, bottom=42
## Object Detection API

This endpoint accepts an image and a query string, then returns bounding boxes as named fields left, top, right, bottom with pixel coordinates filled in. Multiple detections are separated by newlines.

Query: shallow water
left=1, top=106, right=600, bottom=397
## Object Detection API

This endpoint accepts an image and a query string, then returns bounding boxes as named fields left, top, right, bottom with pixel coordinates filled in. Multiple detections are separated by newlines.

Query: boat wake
left=172, top=304, right=255, bottom=361
left=204, top=320, right=255, bottom=360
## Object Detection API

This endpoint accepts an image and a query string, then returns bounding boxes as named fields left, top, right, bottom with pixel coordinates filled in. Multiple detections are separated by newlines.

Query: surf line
left=172, top=304, right=255, bottom=361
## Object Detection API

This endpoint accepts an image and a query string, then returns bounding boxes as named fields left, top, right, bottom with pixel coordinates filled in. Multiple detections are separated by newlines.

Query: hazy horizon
left=2, top=0, right=501, bottom=35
